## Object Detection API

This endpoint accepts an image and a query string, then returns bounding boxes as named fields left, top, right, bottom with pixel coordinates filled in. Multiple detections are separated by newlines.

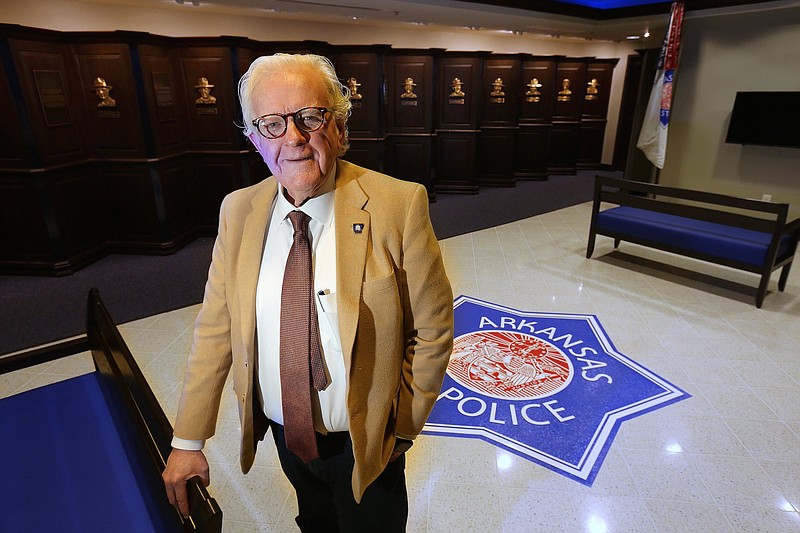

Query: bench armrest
left=785, top=218, right=800, bottom=236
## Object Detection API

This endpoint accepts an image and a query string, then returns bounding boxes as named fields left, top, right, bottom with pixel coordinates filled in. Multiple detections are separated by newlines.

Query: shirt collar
left=275, top=164, right=336, bottom=228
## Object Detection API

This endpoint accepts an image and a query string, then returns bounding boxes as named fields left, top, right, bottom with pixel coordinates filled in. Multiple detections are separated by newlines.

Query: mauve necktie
left=280, top=210, right=329, bottom=463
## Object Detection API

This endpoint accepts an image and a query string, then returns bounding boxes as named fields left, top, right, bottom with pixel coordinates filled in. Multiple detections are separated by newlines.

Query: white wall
left=2, top=0, right=643, bottom=165
left=662, top=5, right=800, bottom=219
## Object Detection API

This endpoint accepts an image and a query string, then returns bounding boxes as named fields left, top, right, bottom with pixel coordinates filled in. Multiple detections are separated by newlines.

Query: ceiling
left=143, top=0, right=794, bottom=42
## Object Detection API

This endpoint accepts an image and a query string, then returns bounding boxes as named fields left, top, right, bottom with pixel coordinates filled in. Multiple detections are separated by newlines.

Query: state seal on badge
left=449, top=331, right=573, bottom=400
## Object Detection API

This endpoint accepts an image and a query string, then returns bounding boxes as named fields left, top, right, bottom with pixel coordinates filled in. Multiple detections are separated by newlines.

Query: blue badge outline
left=422, top=295, right=691, bottom=486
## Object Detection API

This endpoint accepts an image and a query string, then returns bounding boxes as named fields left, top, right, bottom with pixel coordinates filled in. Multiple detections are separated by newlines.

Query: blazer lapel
left=238, top=179, right=278, bottom=356
left=334, top=161, right=369, bottom=370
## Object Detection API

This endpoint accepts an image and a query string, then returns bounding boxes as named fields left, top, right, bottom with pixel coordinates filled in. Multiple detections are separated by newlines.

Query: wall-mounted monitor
left=725, top=91, right=800, bottom=149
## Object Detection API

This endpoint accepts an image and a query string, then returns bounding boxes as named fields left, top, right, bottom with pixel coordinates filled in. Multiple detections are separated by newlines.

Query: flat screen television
left=725, top=91, right=800, bottom=148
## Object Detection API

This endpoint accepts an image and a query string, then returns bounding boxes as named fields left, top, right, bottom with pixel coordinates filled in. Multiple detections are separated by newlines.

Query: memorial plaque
left=33, top=70, right=71, bottom=126
left=152, top=72, right=176, bottom=122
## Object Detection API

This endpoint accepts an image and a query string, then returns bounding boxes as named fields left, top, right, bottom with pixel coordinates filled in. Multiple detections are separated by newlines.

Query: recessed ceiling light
left=625, top=35, right=640, bottom=40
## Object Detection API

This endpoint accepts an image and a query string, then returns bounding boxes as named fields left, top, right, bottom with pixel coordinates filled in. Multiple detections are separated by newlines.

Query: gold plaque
left=585, top=78, right=600, bottom=101
left=347, top=77, right=363, bottom=100
left=525, top=78, right=542, bottom=103
left=448, top=77, right=465, bottom=104
left=92, top=77, right=116, bottom=108
left=490, top=77, right=505, bottom=104
left=557, top=78, right=572, bottom=102
left=194, top=77, right=217, bottom=105
left=400, top=77, right=418, bottom=99
left=449, top=77, right=465, bottom=97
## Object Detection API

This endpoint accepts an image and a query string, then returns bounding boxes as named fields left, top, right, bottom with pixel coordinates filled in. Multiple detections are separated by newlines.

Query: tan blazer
left=174, top=160, right=454, bottom=501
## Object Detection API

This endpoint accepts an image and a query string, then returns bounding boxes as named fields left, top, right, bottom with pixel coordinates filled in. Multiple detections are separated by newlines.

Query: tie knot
left=288, top=210, right=309, bottom=234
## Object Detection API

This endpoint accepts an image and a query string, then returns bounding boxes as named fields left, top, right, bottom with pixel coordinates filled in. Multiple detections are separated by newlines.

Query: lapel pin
left=353, top=223, right=364, bottom=234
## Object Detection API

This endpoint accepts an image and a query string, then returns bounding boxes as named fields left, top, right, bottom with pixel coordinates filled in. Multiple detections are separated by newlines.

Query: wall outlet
left=761, top=193, right=772, bottom=202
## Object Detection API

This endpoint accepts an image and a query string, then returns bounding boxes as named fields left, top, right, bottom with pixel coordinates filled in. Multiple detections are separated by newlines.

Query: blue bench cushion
left=596, top=206, right=792, bottom=267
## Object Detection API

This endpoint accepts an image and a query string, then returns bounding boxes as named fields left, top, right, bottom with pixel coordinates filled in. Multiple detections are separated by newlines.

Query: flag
left=636, top=0, right=685, bottom=169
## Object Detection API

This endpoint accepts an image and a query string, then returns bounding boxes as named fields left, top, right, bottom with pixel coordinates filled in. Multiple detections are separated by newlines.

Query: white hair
left=238, top=53, right=352, bottom=155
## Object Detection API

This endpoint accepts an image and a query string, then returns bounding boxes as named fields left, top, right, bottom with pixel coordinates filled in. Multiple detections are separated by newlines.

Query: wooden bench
left=0, top=289, right=222, bottom=532
left=586, top=175, right=800, bottom=308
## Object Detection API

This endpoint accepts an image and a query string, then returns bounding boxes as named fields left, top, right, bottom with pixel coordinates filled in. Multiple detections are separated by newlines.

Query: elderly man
left=162, top=53, right=453, bottom=532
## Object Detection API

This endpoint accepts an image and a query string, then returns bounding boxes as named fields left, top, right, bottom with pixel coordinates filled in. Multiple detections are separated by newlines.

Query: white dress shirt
left=172, top=169, right=347, bottom=451
left=254, top=171, right=348, bottom=434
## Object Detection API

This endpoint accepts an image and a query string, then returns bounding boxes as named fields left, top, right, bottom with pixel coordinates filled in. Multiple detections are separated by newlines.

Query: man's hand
left=162, top=448, right=210, bottom=518
left=389, top=437, right=413, bottom=462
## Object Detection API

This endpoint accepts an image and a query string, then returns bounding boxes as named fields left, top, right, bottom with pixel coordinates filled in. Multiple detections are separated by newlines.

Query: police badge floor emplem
left=424, top=295, right=690, bottom=486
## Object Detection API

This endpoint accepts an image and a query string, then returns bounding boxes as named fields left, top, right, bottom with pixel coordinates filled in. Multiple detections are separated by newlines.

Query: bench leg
left=756, top=273, right=771, bottom=308
left=586, top=233, right=596, bottom=258
left=613, top=238, right=621, bottom=249
left=778, top=262, right=793, bottom=291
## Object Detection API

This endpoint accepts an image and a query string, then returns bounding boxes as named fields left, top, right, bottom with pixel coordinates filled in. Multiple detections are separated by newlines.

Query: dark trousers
left=269, top=422, right=408, bottom=533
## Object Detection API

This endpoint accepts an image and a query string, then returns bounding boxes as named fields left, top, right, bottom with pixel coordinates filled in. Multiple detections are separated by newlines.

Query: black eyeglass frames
left=251, top=107, right=330, bottom=139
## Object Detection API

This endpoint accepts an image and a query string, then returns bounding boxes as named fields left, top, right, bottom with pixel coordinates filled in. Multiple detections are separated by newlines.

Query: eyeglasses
left=251, top=107, right=330, bottom=139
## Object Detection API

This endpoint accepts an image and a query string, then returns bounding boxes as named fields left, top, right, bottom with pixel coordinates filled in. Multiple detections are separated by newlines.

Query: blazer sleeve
left=395, top=183, right=454, bottom=439
left=173, top=198, right=235, bottom=441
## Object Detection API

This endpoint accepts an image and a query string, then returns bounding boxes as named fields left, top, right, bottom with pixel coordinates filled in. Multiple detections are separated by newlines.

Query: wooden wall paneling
left=549, top=59, right=587, bottom=174
left=225, top=38, right=261, bottom=155
left=384, top=50, right=436, bottom=194
left=244, top=151, right=267, bottom=187
left=194, top=155, right=246, bottom=229
left=577, top=120, right=607, bottom=168
left=330, top=46, right=389, bottom=172
left=552, top=59, right=587, bottom=122
left=0, top=39, right=32, bottom=169
left=477, top=128, right=517, bottom=186
left=138, top=42, right=190, bottom=157
left=436, top=53, right=481, bottom=130
left=158, top=158, right=197, bottom=246
left=481, top=55, right=521, bottom=127
left=435, top=132, right=478, bottom=194
left=578, top=58, right=617, bottom=168
left=435, top=52, right=481, bottom=194
left=516, top=57, right=556, bottom=181
left=582, top=59, right=617, bottom=120
left=384, top=51, right=435, bottom=134
left=177, top=44, right=240, bottom=149
left=519, top=57, right=556, bottom=125
left=613, top=53, right=644, bottom=171
left=101, top=163, right=161, bottom=247
left=478, top=55, right=521, bottom=187
left=330, top=48, right=386, bottom=139
left=73, top=41, right=148, bottom=159
left=7, top=35, right=88, bottom=167
left=235, top=45, right=260, bottom=79
left=233, top=44, right=261, bottom=176
left=46, top=166, right=107, bottom=271
left=514, top=125, right=551, bottom=180
left=548, top=122, right=581, bottom=174
left=343, top=140, right=384, bottom=172
left=384, top=135, right=433, bottom=193
left=261, top=40, right=328, bottom=56
left=0, top=174, right=52, bottom=268
left=0, top=24, right=630, bottom=276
